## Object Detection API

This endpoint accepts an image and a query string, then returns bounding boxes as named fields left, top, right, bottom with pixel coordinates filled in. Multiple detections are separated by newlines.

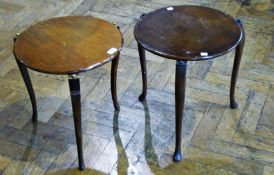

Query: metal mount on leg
left=113, top=22, right=120, bottom=30
left=140, top=13, right=146, bottom=19
left=176, top=60, right=187, bottom=68
left=68, top=74, right=79, bottom=79
left=236, top=19, right=243, bottom=28
left=13, top=33, right=20, bottom=42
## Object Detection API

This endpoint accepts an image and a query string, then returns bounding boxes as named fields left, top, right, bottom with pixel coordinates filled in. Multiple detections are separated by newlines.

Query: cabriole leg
left=14, top=36, right=37, bottom=122
left=138, top=42, right=147, bottom=101
left=111, top=54, right=120, bottom=111
left=230, top=20, right=245, bottom=109
left=174, top=61, right=187, bottom=162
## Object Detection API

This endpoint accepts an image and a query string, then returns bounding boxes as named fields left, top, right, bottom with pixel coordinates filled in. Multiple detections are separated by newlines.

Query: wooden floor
left=0, top=0, right=273, bottom=174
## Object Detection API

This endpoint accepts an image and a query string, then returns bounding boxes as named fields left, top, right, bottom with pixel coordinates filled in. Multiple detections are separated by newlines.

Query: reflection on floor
left=0, top=0, right=273, bottom=174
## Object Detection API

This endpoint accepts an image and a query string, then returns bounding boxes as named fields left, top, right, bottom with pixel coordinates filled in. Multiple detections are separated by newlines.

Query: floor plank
left=0, top=0, right=273, bottom=174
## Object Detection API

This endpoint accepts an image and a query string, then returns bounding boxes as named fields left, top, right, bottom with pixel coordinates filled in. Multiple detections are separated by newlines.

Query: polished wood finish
left=1, top=1, right=272, bottom=174
left=13, top=37, right=38, bottom=122
left=134, top=6, right=242, bottom=61
left=111, top=55, right=120, bottom=111
left=135, top=5, right=244, bottom=163
left=137, top=42, right=147, bottom=101
left=12, top=15, right=123, bottom=171
left=230, top=20, right=245, bottom=109
left=14, top=58, right=38, bottom=122
left=174, top=61, right=187, bottom=162
left=68, top=77, right=84, bottom=170
left=14, top=16, right=122, bottom=74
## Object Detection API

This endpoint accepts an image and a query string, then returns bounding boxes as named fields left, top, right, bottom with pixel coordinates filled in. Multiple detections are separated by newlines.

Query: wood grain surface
left=14, top=16, right=122, bottom=74
left=0, top=0, right=273, bottom=174
left=135, top=6, right=242, bottom=61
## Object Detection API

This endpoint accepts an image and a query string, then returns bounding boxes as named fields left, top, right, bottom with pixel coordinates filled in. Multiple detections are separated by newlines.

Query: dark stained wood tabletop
left=14, top=16, right=123, bottom=74
left=134, top=6, right=242, bottom=61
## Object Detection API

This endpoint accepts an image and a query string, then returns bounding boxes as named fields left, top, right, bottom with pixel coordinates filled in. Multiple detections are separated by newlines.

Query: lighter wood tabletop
left=14, top=16, right=123, bottom=74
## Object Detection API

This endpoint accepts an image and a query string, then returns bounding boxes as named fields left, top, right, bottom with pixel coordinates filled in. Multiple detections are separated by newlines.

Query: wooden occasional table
left=134, top=6, right=244, bottom=162
left=13, top=16, right=123, bottom=170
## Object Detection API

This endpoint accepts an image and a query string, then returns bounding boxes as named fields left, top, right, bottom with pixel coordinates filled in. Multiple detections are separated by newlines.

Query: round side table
left=134, top=6, right=244, bottom=162
left=13, top=16, right=123, bottom=170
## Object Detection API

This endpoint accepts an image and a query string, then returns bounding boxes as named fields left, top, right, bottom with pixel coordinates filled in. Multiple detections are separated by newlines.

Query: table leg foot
left=138, top=94, right=146, bottom=101
left=78, top=163, right=85, bottom=171
left=230, top=20, right=245, bottom=110
left=230, top=101, right=238, bottom=109
left=173, top=150, right=182, bottom=162
left=111, top=55, right=120, bottom=111
left=68, top=76, right=85, bottom=171
left=138, top=42, right=147, bottom=101
left=174, top=61, right=187, bottom=162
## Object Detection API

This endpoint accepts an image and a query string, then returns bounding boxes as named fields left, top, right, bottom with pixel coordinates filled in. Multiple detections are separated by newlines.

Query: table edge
left=134, top=5, right=243, bottom=61
left=13, top=16, right=124, bottom=75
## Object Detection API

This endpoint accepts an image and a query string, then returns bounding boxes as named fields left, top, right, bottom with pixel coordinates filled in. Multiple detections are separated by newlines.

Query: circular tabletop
left=134, top=6, right=242, bottom=61
left=14, top=16, right=123, bottom=74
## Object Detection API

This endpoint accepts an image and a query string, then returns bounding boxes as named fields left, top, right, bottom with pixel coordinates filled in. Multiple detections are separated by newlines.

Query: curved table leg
left=68, top=76, right=85, bottom=170
left=230, top=20, right=245, bottom=109
left=111, top=54, right=120, bottom=111
left=138, top=42, right=147, bottom=101
left=14, top=37, right=37, bottom=122
left=174, top=60, right=187, bottom=162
